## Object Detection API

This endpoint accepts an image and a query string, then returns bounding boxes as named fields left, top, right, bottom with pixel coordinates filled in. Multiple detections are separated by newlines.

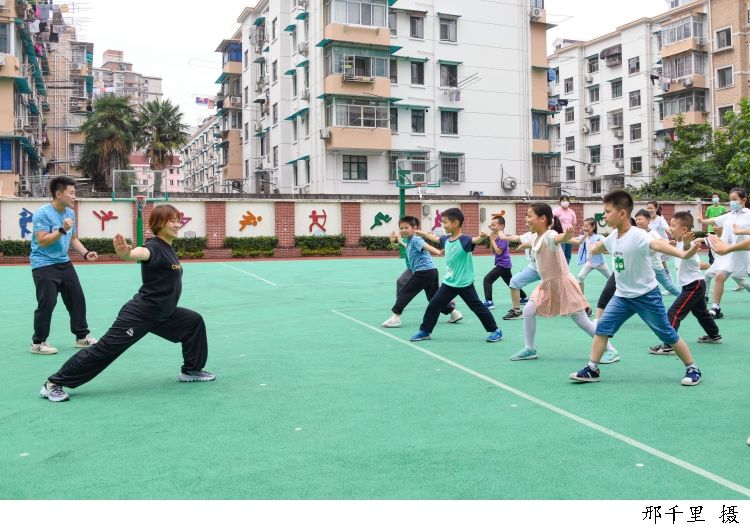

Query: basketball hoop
left=134, top=195, right=147, bottom=214
left=414, top=182, right=425, bottom=200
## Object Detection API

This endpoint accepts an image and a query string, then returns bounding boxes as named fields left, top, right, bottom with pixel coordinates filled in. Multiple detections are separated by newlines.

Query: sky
left=74, top=0, right=668, bottom=128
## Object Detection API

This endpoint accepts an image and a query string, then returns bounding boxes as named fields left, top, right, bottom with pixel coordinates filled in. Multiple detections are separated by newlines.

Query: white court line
left=330, top=309, right=750, bottom=498
left=220, top=263, right=278, bottom=286
left=275, top=280, right=393, bottom=287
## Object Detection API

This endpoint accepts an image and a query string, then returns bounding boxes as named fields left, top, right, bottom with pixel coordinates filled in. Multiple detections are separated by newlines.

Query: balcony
left=662, top=110, right=708, bottom=129
left=323, top=74, right=390, bottom=98
left=660, top=74, right=707, bottom=94
left=323, top=23, right=390, bottom=48
left=0, top=54, right=20, bottom=78
left=660, top=37, right=707, bottom=58
left=221, top=95, right=243, bottom=109
left=322, top=127, right=391, bottom=151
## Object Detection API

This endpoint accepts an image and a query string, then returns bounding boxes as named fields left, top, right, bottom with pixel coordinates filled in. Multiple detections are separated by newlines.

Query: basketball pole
left=136, top=211, right=144, bottom=247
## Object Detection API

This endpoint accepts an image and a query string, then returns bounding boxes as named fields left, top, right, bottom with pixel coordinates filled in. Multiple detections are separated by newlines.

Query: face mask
left=730, top=200, right=741, bottom=212
left=560, top=201, right=570, bottom=208
left=712, top=196, right=720, bottom=204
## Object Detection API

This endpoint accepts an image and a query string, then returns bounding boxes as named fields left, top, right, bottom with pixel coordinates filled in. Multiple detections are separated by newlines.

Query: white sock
left=712, top=303, right=720, bottom=310
left=523, top=300, right=537, bottom=350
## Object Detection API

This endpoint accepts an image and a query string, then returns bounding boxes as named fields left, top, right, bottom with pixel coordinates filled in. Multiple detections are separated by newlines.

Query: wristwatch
left=58, top=227, right=67, bottom=235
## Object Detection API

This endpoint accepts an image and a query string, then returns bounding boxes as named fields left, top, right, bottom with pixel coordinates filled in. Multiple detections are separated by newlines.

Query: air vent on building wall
left=614, top=160, right=623, bottom=169
left=320, top=128, right=331, bottom=140
left=301, top=88, right=310, bottom=100
left=529, top=7, right=543, bottom=20
left=587, top=164, right=596, bottom=175
left=501, top=177, right=517, bottom=191
left=298, top=42, right=309, bottom=56
left=581, top=125, right=590, bottom=134
left=614, top=129, right=624, bottom=138
left=585, top=106, right=593, bottom=114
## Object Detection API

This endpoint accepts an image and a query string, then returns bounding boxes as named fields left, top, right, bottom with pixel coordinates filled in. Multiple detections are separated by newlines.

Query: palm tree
left=77, top=94, right=137, bottom=192
left=135, top=99, right=189, bottom=192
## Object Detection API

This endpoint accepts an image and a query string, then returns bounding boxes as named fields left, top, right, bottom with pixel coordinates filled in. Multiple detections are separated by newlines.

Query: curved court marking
left=330, top=309, right=750, bottom=498
left=219, top=263, right=278, bottom=286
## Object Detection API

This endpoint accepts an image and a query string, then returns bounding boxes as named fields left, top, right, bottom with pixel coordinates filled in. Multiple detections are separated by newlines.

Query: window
left=410, top=16, right=424, bottom=38
left=440, top=154, right=464, bottom=183
left=661, top=16, right=705, bottom=47
left=630, top=123, right=642, bottom=141
left=390, top=59, right=398, bottom=83
left=0, top=139, right=12, bottom=171
left=292, top=119, right=298, bottom=142
left=590, top=116, right=600, bottom=133
left=628, top=56, right=640, bottom=74
left=440, top=64, right=458, bottom=87
left=441, top=111, right=458, bottom=134
left=330, top=0, right=387, bottom=27
left=302, top=112, right=310, bottom=136
left=564, top=77, right=573, bottom=93
left=718, top=105, right=734, bottom=127
left=663, top=90, right=707, bottom=115
left=589, top=85, right=600, bottom=103
left=592, top=180, right=601, bottom=194
left=273, top=103, right=278, bottom=124
left=411, top=61, right=424, bottom=85
left=244, top=86, right=249, bottom=106
left=564, top=107, right=574, bottom=123
left=245, top=159, right=250, bottom=179
left=565, top=136, right=575, bottom=152
left=293, top=164, right=299, bottom=187
left=532, top=111, right=549, bottom=139
left=587, top=56, right=599, bottom=74
left=0, top=23, right=10, bottom=54
left=611, top=79, right=622, bottom=98
left=590, top=145, right=601, bottom=164
left=223, top=42, right=242, bottom=64
left=670, top=0, right=679, bottom=7
left=608, top=109, right=623, bottom=128
left=273, top=145, right=279, bottom=167
left=325, top=47, right=389, bottom=78
left=629, top=90, right=641, bottom=108
left=272, top=60, right=278, bottom=82
left=613, top=144, right=624, bottom=160
left=631, top=156, right=642, bottom=174
left=325, top=97, right=390, bottom=128
left=390, top=107, right=398, bottom=132
left=716, top=27, right=732, bottom=49
left=272, top=18, right=277, bottom=40
left=663, top=52, right=707, bottom=78
left=411, top=109, right=425, bottom=133
left=244, top=50, right=249, bottom=68
left=717, top=66, right=733, bottom=88
left=244, top=122, right=249, bottom=141
left=292, top=73, right=298, bottom=97
left=343, top=155, right=368, bottom=180
left=439, top=18, right=457, bottom=42
left=566, top=166, right=576, bottom=181
left=389, top=12, right=397, bottom=35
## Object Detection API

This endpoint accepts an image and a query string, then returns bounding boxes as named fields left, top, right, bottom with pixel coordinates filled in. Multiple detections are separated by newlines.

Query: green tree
left=77, top=94, right=137, bottom=191
left=135, top=99, right=189, bottom=192
left=720, top=98, right=750, bottom=190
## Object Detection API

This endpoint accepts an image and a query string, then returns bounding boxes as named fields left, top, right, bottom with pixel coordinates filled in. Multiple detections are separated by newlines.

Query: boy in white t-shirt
left=634, top=209, right=681, bottom=297
left=570, top=190, right=704, bottom=386
left=647, top=211, right=721, bottom=355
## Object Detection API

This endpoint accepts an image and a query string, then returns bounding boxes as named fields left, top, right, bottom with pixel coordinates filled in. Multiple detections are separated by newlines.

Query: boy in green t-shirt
left=410, top=208, right=503, bottom=342
left=705, top=193, right=727, bottom=265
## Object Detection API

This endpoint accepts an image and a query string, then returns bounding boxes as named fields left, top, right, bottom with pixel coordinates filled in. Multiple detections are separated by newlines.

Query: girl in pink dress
left=508, top=203, right=617, bottom=361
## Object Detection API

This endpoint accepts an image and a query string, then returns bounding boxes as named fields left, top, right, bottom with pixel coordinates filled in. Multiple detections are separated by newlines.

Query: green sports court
left=1, top=255, right=748, bottom=499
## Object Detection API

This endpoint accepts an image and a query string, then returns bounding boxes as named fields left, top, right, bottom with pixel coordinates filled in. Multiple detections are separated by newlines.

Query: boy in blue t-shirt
left=29, top=177, right=99, bottom=355
left=383, top=216, right=462, bottom=328
left=410, top=208, right=503, bottom=342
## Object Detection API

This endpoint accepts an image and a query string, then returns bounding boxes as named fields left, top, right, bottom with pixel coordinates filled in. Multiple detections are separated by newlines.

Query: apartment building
left=93, top=49, right=162, bottom=107
left=233, top=0, right=551, bottom=197
left=180, top=115, right=225, bottom=193
left=214, top=34, right=245, bottom=192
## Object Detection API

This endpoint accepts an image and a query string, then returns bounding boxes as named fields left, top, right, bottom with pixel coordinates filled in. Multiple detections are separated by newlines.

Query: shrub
left=359, top=236, right=398, bottom=251
left=294, top=234, right=345, bottom=256
left=223, top=236, right=278, bottom=258
left=0, top=240, right=31, bottom=256
left=173, top=237, right=207, bottom=259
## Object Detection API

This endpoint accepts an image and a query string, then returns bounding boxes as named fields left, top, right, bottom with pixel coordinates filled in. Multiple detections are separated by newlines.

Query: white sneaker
left=733, top=285, right=743, bottom=292
left=381, top=316, right=402, bottom=328
left=30, top=342, right=58, bottom=355
left=75, top=335, right=98, bottom=348
left=447, top=310, right=463, bottom=323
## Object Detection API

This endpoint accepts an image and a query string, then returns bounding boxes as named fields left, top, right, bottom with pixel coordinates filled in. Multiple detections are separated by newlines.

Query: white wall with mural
left=294, top=202, right=341, bottom=236
left=360, top=202, right=400, bottom=236
left=168, top=201, right=206, bottom=238
left=479, top=203, right=517, bottom=234
left=225, top=202, right=276, bottom=238
left=77, top=201, right=134, bottom=239
left=419, top=202, right=461, bottom=236
left=1, top=200, right=47, bottom=240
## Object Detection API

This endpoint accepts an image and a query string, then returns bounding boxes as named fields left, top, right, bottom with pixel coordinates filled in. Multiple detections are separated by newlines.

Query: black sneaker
left=40, top=382, right=69, bottom=402
left=585, top=307, right=593, bottom=317
left=708, top=307, right=723, bottom=319
left=648, top=343, right=674, bottom=355
left=179, top=370, right=216, bottom=382
left=502, top=308, right=523, bottom=320
left=697, top=335, right=722, bottom=344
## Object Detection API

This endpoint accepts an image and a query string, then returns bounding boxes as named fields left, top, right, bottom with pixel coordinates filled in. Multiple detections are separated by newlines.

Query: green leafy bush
left=359, top=236, right=398, bottom=251
left=0, top=240, right=31, bottom=256
left=173, top=237, right=207, bottom=259
left=223, top=236, right=278, bottom=257
left=294, top=234, right=345, bottom=255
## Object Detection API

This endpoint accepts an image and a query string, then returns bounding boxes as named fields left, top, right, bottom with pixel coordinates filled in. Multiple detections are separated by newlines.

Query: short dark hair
left=441, top=208, right=464, bottom=226
left=634, top=208, right=651, bottom=220
left=491, top=215, right=506, bottom=226
left=399, top=215, right=420, bottom=228
left=560, top=195, right=570, bottom=203
left=603, top=189, right=634, bottom=215
left=583, top=217, right=597, bottom=234
left=671, top=210, right=694, bottom=230
left=149, top=204, right=181, bottom=236
left=49, top=176, right=76, bottom=199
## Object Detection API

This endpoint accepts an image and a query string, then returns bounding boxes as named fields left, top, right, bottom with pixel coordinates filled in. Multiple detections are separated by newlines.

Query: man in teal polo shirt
left=30, top=176, right=99, bottom=354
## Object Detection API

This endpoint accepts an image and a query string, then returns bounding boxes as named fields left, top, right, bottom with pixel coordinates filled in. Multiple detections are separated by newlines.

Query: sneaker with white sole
left=569, top=365, right=600, bottom=383
left=708, top=307, right=723, bottom=319
left=447, top=310, right=463, bottom=323
left=179, top=370, right=216, bottom=382
left=600, top=349, right=620, bottom=364
left=648, top=343, right=674, bottom=355
left=502, top=308, right=523, bottom=320
left=680, top=366, right=702, bottom=386
left=410, top=330, right=431, bottom=341
left=381, top=316, right=402, bottom=328
left=510, top=348, right=537, bottom=361
left=75, top=335, right=98, bottom=348
left=483, top=300, right=495, bottom=310
left=486, top=330, right=503, bottom=342
left=30, top=342, right=58, bottom=355
left=40, top=381, right=69, bottom=402
left=697, top=335, right=722, bottom=344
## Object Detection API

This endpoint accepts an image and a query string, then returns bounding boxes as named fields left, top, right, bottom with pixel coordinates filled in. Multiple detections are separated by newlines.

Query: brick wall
left=515, top=203, right=530, bottom=235
left=274, top=202, right=295, bottom=247
left=340, top=202, right=361, bottom=247
left=204, top=202, right=226, bottom=249
left=460, top=202, right=480, bottom=236
left=405, top=202, right=421, bottom=220
left=661, top=203, right=675, bottom=224
left=570, top=203, right=584, bottom=232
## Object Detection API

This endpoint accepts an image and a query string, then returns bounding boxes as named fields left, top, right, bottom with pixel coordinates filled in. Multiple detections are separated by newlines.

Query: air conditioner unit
left=320, top=128, right=331, bottom=140
left=254, top=122, right=263, bottom=132
left=682, top=78, right=693, bottom=87
left=585, top=74, right=593, bottom=83
left=230, top=96, right=242, bottom=105
left=696, top=37, right=706, bottom=46
left=587, top=164, right=596, bottom=175
left=581, top=125, right=590, bottom=134
left=585, top=105, right=593, bottom=114
left=255, top=160, right=264, bottom=169
left=614, top=159, right=623, bottom=168
left=298, top=42, right=309, bottom=55
left=501, top=176, right=517, bottom=191
left=529, top=7, right=543, bottom=20
left=613, top=129, right=624, bottom=138
left=301, top=88, right=310, bottom=100
left=297, top=0, right=308, bottom=7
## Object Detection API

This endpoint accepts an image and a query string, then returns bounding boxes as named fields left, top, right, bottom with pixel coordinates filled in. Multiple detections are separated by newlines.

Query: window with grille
left=440, top=154, right=464, bottom=183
